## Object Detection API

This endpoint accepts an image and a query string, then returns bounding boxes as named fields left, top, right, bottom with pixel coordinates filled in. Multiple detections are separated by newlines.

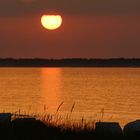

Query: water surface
left=0, top=68, right=140, bottom=126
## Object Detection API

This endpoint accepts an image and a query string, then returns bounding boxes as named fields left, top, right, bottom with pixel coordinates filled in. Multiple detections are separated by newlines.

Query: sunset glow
left=41, top=68, right=62, bottom=113
left=41, top=15, right=62, bottom=30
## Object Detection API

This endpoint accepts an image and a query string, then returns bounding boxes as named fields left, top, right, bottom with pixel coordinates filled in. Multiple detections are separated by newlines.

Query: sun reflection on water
left=40, top=68, right=62, bottom=114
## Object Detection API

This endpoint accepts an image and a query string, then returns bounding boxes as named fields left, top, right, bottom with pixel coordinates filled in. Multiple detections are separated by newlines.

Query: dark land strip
left=0, top=58, right=140, bottom=67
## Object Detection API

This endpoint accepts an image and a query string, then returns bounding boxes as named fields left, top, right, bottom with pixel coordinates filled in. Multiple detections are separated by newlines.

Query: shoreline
left=0, top=58, right=140, bottom=67
left=0, top=113, right=140, bottom=140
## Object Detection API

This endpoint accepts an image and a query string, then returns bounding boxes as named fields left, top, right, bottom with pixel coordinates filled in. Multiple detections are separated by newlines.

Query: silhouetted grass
left=7, top=111, right=96, bottom=140
left=5, top=110, right=122, bottom=140
left=0, top=105, right=139, bottom=140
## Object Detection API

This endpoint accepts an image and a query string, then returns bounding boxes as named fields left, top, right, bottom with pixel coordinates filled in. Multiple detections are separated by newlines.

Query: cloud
left=0, top=0, right=140, bottom=17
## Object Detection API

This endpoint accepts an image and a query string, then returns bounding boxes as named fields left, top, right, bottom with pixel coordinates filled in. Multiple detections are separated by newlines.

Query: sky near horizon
left=0, top=0, right=140, bottom=58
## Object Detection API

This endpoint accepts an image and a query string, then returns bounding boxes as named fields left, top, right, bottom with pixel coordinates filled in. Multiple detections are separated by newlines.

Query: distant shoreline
left=0, top=66, right=140, bottom=68
left=0, top=58, right=140, bottom=67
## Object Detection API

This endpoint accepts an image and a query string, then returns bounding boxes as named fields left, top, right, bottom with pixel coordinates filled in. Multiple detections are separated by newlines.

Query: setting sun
left=41, top=15, right=62, bottom=30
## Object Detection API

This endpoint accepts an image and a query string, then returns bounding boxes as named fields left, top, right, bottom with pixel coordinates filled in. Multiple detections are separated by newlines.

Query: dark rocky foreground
left=1, top=113, right=140, bottom=140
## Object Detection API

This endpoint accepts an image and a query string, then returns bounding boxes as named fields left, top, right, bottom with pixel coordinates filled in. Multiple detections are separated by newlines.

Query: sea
left=0, top=67, right=140, bottom=127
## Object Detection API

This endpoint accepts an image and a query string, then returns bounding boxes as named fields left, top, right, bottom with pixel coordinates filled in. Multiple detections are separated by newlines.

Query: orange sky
left=0, top=0, right=140, bottom=58
left=0, top=15, right=140, bottom=58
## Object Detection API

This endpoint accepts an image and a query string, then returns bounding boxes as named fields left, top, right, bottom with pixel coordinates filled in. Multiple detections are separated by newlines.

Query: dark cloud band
left=0, top=0, right=140, bottom=17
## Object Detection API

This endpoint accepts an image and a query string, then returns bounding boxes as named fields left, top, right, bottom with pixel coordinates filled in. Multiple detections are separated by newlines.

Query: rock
left=95, top=122, right=123, bottom=140
left=123, top=120, right=140, bottom=140
left=0, top=113, right=11, bottom=140
left=0, top=113, right=11, bottom=124
left=11, top=118, right=47, bottom=140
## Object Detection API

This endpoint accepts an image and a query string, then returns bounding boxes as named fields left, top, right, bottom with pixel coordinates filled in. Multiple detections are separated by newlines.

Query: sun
left=41, top=15, right=62, bottom=30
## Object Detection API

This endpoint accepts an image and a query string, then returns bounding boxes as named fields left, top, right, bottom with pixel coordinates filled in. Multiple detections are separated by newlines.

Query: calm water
left=0, top=68, right=140, bottom=126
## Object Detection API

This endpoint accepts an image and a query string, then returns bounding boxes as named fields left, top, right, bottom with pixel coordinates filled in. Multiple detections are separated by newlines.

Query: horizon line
left=0, top=58, right=140, bottom=60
